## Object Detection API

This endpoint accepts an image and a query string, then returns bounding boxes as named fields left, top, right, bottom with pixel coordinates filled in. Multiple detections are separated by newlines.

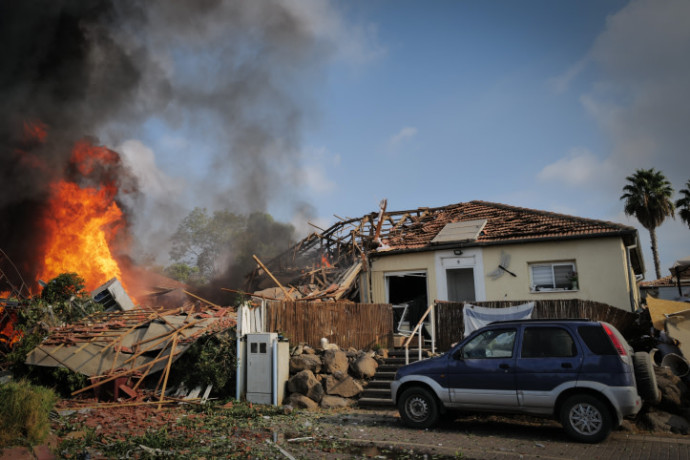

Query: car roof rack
left=487, top=318, right=595, bottom=325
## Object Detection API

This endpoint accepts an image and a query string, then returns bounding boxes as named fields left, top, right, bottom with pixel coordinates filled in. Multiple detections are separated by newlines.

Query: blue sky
left=110, top=0, right=689, bottom=281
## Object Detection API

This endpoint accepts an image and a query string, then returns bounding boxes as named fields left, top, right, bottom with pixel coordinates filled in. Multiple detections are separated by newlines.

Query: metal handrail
left=402, top=303, right=436, bottom=364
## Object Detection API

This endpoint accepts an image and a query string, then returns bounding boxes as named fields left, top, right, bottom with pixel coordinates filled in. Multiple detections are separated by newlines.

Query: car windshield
left=460, top=328, right=516, bottom=359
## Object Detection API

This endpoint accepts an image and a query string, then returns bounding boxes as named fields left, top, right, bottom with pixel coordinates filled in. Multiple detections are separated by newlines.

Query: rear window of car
left=521, top=327, right=576, bottom=358
left=577, top=325, right=617, bottom=355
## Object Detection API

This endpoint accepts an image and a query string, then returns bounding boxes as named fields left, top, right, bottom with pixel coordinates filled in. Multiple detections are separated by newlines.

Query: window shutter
left=531, top=265, right=553, bottom=288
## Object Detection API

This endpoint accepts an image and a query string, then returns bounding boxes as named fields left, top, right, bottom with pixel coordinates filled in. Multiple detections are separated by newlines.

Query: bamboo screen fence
left=434, top=299, right=638, bottom=351
left=264, top=301, right=394, bottom=350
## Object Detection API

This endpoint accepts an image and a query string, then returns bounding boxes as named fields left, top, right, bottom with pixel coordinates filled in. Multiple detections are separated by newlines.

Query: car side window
left=521, top=327, right=576, bottom=358
left=459, top=329, right=516, bottom=359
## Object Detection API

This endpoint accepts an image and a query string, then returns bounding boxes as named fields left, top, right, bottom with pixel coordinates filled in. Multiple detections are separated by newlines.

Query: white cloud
left=572, top=0, right=690, bottom=279
left=549, top=57, right=588, bottom=94
left=537, top=148, right=610, bottom=186
left=583, top=0, right=690, bottom=182
left=388, top=126, right=418, bottom=149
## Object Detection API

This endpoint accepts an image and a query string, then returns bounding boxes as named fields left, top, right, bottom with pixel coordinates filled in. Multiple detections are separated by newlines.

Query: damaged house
left=246, top=200, right=645, bottom=321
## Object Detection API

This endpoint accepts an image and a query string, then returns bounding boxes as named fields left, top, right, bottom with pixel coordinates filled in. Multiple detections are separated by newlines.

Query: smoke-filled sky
left=1, top=0, right=689, bottom=282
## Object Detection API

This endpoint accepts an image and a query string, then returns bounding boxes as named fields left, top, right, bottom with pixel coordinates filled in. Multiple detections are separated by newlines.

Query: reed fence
left=264, top=301, right=393, bottom=350
left=434, top=299, right=638, bottom=351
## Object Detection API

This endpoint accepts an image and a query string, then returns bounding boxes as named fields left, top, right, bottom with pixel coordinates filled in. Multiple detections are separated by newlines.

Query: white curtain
left=463, top=302, right=535, bottom=336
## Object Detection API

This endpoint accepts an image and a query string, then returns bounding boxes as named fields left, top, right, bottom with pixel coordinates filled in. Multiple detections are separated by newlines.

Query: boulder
left=655, top=366, right=689, bottom=412
left=322, top=350, right=349, bottom=374
left=320, top=338, right=340, bottom=351
left=642, top=408, right=690, bottom=434
left=350, top=355, right=378, bottom=378
left=320, top=395, right=354, bottom=409
left=324, top=375, right=363, bottom=398
left=285, top=393, right=319, bottom=410
left=289, top=354, right=322, bottom=374
left=291, top=344, right=304, bottom=356
left=375, top=348, right=389, bottom=359
left=307, top=382, right=325, bottom=403
left=287, top=370, right=320, bottom=396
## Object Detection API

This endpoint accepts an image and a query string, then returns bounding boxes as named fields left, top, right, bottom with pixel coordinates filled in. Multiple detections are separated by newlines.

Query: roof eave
left=370, top=230, right=642, bottom=261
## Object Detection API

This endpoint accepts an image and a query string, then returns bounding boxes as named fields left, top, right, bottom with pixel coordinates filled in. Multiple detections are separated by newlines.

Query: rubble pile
left=283, top=341, right=386, bottom=410
left=24, top=288, right=237, bottom=402
left=633, top=294, right=690, bottom=434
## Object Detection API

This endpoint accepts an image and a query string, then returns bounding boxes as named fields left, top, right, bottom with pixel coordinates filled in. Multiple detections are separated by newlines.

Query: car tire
left=398, top=386, right=440, bottom=429
left=560, top=394, right=612, bottom=443
left=633, top=351, right=661, bottom=404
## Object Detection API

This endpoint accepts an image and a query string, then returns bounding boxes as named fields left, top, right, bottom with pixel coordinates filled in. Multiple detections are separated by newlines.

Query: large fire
left=38, top=140, right=128, bottom=292
left=0, top=305, right=23, bottom=347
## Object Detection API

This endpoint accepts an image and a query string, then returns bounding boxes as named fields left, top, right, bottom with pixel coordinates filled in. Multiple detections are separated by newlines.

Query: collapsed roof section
left=25, top=300, right=236, bottom=396
left=244, top=200, right=644, bottom=301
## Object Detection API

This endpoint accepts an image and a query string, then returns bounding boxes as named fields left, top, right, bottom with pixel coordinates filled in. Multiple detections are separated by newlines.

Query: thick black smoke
left=0, top=1, right=327, bottom=286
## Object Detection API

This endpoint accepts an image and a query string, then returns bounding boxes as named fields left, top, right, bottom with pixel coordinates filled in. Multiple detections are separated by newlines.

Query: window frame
left=529, top=261, right=577, bottom=292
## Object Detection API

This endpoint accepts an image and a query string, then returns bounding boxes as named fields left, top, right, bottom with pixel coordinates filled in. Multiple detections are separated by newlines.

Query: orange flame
left=38, top=141, right=127, bottom=292
left=0, top=306, right=23, bottom=347
left=320, top=253, right=332, bottom=268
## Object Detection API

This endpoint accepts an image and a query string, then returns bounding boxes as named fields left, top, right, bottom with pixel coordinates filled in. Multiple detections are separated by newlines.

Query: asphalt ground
left=285, top=409, right=690, bottom=459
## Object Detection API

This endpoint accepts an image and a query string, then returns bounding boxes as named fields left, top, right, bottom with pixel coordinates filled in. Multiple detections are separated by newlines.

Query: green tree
left=676, top=180, right=690, bottom=230
left=620, top=168, right=675, bottom=279
left=167, top=208, right=295, bottom=285
left=41, top=272, right=86, bottom=304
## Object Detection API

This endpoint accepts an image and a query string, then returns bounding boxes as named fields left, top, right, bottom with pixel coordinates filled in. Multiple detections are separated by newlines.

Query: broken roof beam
left=253, top=254, right=292, bottom=300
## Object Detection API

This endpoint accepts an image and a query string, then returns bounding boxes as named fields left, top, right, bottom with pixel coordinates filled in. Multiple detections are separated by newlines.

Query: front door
left=446, top=268, right=475, bottom=302
left=447, top=327, right=519, bottom=409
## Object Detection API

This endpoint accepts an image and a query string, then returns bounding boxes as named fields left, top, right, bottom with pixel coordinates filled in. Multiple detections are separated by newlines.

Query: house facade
left=359, top=201, right=644, bottom=313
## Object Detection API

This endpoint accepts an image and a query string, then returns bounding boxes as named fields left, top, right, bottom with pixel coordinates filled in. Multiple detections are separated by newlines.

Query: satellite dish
left=488, top=251, right=516, bottom=280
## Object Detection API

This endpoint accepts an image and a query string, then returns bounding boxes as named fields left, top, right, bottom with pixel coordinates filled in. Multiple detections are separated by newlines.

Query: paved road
left=301, top=410, right=690, bottom=459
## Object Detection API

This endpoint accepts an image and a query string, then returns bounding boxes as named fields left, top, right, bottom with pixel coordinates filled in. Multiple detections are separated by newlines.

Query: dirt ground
left=3, top=402, right=690, bottom=459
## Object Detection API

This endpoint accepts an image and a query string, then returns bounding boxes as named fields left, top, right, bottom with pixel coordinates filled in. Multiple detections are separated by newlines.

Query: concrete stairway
left=357, top=348, right=431, bottom=409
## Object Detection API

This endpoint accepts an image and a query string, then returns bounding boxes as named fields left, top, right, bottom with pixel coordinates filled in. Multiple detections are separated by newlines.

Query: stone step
left=360, top=387, right=392, bottom=398
left=366, top=380, right=393, bottom=389
left=357, top=397, right=395, bottom=408
left=373, top=371, right=396, bottom=380
left=377, top=364, right=401, bottom=373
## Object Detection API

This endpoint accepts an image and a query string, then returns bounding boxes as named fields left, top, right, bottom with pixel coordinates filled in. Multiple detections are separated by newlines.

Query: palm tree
left=620, top=168, right=675, bottom=279
left=677, top=180, right=690, bottom=230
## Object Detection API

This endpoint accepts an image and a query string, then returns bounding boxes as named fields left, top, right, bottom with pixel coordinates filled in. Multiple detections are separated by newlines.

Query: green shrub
left=169, top=331, right=237, bottom=398
left=0, top=380, right=57, bottom=446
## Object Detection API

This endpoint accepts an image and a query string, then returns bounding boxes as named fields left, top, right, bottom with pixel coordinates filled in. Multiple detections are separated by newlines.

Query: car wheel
left=398, top=387, right=440, bottom=429
left=633, top=351, right=661, bottom=403
left=560, top=394, right=612, bottom=443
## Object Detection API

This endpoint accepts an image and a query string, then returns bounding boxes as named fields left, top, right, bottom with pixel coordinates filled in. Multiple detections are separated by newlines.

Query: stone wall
left=283, top=342, right=387, bottom=410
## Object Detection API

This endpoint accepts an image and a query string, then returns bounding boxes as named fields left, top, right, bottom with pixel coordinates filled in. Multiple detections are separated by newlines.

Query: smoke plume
left=0, top=0, right=331, bottom=286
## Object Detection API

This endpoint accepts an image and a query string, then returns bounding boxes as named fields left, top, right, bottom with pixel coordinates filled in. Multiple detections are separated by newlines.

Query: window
left=459, top=328, right=516, bottom=359
left=521, top=327, right=576, bottom=358
left=529, top=262, right=576, bottom=291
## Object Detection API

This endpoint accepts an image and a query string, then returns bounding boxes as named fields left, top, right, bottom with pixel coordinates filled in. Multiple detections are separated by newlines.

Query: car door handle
left=561, top=362, right=572, bottom=368
left=499, top=363, right=510, bottom=370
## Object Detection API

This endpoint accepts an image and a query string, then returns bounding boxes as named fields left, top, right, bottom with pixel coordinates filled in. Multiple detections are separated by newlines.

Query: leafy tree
left=41, top=272, right=86, bottom=304
left=167, top=208, right=295, bottom=286
left=676, top=180, right=690, bottom=230
left=6, top=272, right=102, bottom=395
left=620, top=168, right=675, bottom=279
left=163, top=263, right=202, bottom=285
left=169, top=208, right=245, bottom=282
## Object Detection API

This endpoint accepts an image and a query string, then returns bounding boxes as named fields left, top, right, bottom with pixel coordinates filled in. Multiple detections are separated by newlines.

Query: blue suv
left=391, top=319, right=656, bottom=443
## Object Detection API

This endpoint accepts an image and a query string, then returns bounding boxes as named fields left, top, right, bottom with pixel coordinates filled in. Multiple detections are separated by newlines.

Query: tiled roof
left=381, top=201, right=637, bottom=251
left=640, top=275, right=690, bottom=288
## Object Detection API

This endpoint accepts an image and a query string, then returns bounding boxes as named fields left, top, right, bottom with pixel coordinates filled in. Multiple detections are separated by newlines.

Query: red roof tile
left=381, top=201, right=637, bottom=250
